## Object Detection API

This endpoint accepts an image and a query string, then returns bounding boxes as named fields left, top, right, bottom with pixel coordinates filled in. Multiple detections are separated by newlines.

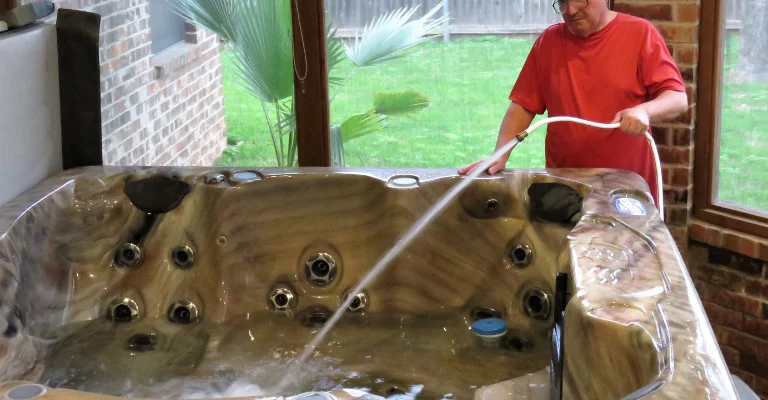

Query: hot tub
left=0, top=167, right=738, bottom=399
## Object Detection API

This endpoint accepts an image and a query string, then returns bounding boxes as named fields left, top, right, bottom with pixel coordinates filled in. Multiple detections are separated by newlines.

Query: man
left=458, top=0, right=688, bottom=205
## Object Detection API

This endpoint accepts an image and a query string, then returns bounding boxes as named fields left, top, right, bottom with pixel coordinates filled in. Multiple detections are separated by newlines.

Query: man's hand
left=612, top=106, right=651, bottom=136
left=458, top=155, right=509, bottom=176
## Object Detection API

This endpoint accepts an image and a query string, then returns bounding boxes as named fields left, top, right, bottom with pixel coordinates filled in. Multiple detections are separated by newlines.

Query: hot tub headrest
left=123, top=175, right=191, bottom=214
left=527, top=182, right=583, bottom=224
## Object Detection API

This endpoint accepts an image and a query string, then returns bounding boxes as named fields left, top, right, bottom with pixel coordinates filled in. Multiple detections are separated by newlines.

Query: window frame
left=291, top=0, right=331, bottom=167
left=695, top=0, right=768, bottom=238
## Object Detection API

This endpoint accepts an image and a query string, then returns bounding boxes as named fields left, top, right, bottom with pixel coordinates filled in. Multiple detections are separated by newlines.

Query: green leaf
left=340, top=111, right=386, bottom=141
left=170, top=0, right=238, bottom=43
left=374, top=90, right=430, bottom=116
left=232, top=0, right=295, bottom=103
left=276, top=111, right=296, bottom=135
left=326, top=17, right=346, bottom=91
left=344, top=1, right=448, bottom=67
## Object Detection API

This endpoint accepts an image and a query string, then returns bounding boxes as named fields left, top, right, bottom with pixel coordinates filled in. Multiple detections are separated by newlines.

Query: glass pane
left=149, top=0, right=186, bottom=54
left=716, top=0, right=768, bottom=212
left=321, top=0, right=559, bottom=169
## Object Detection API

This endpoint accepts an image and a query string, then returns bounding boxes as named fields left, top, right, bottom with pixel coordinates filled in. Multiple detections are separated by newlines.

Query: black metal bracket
left=550, top=272, right=569, bottom=400
left=56, top=9, right=103, bottom=169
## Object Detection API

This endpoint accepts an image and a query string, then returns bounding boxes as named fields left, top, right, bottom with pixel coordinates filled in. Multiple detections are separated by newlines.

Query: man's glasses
left=553, top=0, right=589, bottom=14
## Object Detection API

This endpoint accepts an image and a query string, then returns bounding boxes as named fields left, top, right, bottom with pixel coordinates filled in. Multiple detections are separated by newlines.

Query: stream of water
left=276, top=137, right=523, bottom=391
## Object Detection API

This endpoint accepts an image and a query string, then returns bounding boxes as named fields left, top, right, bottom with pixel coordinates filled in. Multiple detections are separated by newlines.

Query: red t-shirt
left=510, top=13, right=685, bottom=205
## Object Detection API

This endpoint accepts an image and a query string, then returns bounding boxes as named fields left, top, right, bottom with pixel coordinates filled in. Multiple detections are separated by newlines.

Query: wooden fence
left=324, top=0, right=744, bottom=36
left=324, top=0, right=561, bottom=36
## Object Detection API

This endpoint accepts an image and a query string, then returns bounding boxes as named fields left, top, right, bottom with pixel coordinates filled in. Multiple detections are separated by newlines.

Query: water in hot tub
left=39, top=311, right=549, bottom=399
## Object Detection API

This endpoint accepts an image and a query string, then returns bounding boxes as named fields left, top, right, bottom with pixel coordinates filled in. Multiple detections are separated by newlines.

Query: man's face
left=558, top=0, right=607, bottom=36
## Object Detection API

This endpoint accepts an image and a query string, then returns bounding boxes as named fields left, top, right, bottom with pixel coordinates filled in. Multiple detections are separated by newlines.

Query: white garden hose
left=514, top=116, right=664, bottom=221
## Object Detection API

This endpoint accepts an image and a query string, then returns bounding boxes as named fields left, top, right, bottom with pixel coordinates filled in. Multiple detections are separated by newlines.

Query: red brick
left=674, top=44, right=698, bottom=65
left=662, top=167, right=672, bottom=185
left=658, top=145, right=692, bottom=166
left=724, top=232, right=741, bottom=254
left=651, top=126, right=672, bottom=146
left=669, top=226, right=688, bottom=248
left=744, top=279, right=767, bottom=298
left=657, top=24, right=698, bottom=43
left=725, top=326, right=768, bottom=360
left=744, top=316, right=768, bottom=337
left=718, top=251, right=765, bottom=276
left=712, top=324, right=731, bottom=343
left=666, top=206, right=689, bottom=226
left=694, top=264, right=715, bottom=283
left=676, top=3, right=700, bottom=23
left=707, top=227, right=724, bottom=247
left=695, top=279, right=712, bottom=297
left=740, top=237, right=759, bottom=259
left=672, top=126, right=693, bottom=145
left=615, top=3, right=673, bottom=21
left=685, top=85, right=696, bottom=106
left=708, top=267, right=744, bottom=292
left=672, top=106, right=694, bottom=124
left=741, top=352, right=768, bottom=377
left=664, top=187, right=689, bottom=205
left=689, top=242, right=708, bottom=262
left=670, top=167, right=692, bottom=186
left=690, top=222, right=707, bottom=243
left=720, top=344, right=741, bottom=366
left=756, top=375, right=768, bottom=399
left=759, top=241, right=768, bottom=262
left=703, top=301, right=744, bottom=329
left=711, top=290, right=762, bottom=317
left=679, top=67, right=695, bottom=82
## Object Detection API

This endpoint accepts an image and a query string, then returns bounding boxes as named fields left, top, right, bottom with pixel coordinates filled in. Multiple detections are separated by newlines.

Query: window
left=149, top=0, right=187, bottom=54
left=696, top=0, right=768, bottom=237
left=217, top=0, right=561, bottom=169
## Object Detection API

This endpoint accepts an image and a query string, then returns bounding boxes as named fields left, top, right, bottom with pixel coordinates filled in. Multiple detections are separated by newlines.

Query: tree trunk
left=738, top=0, right=768, bottom=82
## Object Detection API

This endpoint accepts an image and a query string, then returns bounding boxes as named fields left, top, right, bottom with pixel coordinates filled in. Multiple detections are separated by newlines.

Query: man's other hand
left=458, top=156, right=508, bottom=176
left=612, top=106, right=651, bottom=136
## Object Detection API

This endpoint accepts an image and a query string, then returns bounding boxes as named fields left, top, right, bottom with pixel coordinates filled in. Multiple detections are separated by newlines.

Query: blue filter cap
left=472, top=318, right=507, bottom=336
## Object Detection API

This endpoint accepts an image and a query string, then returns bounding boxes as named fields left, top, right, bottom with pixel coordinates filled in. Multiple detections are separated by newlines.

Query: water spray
left=278, top=116, right=664, bottom=391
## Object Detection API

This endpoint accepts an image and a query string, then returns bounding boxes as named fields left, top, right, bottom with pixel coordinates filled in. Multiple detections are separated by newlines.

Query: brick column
left=613, top=1, right=699, bottom=251
left=614, top=3, right=768, bottom=397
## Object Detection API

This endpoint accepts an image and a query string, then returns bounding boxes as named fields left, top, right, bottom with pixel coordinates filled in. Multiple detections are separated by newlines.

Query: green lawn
left=218, top=36, right=768, bottom=211
left=718, top=34, right=768, bottom=211
left=217, top=37, right=547, bottom=169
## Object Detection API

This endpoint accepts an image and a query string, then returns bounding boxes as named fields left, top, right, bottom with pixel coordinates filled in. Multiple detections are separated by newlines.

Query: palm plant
left=172, top=0, right=447, bottom=167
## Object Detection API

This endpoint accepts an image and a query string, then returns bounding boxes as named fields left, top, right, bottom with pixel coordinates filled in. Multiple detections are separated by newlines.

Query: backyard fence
left=324, top=0, right=744, bottom=37
left=324, top=0, right=561, bottom=37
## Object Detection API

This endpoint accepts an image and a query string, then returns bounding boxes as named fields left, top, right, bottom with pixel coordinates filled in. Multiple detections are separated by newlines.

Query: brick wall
left=690, top=222, right=768, bottom=398
left=35, top=0, right=227, bottom=166
left=613, top=0, right=699, bottom=251
left=613, top=1, right=768, bottom=398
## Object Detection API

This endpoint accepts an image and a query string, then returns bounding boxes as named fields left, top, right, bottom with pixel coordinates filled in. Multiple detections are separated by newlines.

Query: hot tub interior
left=0, top=167, right=737, bottom=400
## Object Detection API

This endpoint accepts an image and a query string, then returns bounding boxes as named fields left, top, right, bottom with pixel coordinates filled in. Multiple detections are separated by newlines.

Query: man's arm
left=458, top=102, right=535, bottom=175
left=612, top=90, right=688, bottom=135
